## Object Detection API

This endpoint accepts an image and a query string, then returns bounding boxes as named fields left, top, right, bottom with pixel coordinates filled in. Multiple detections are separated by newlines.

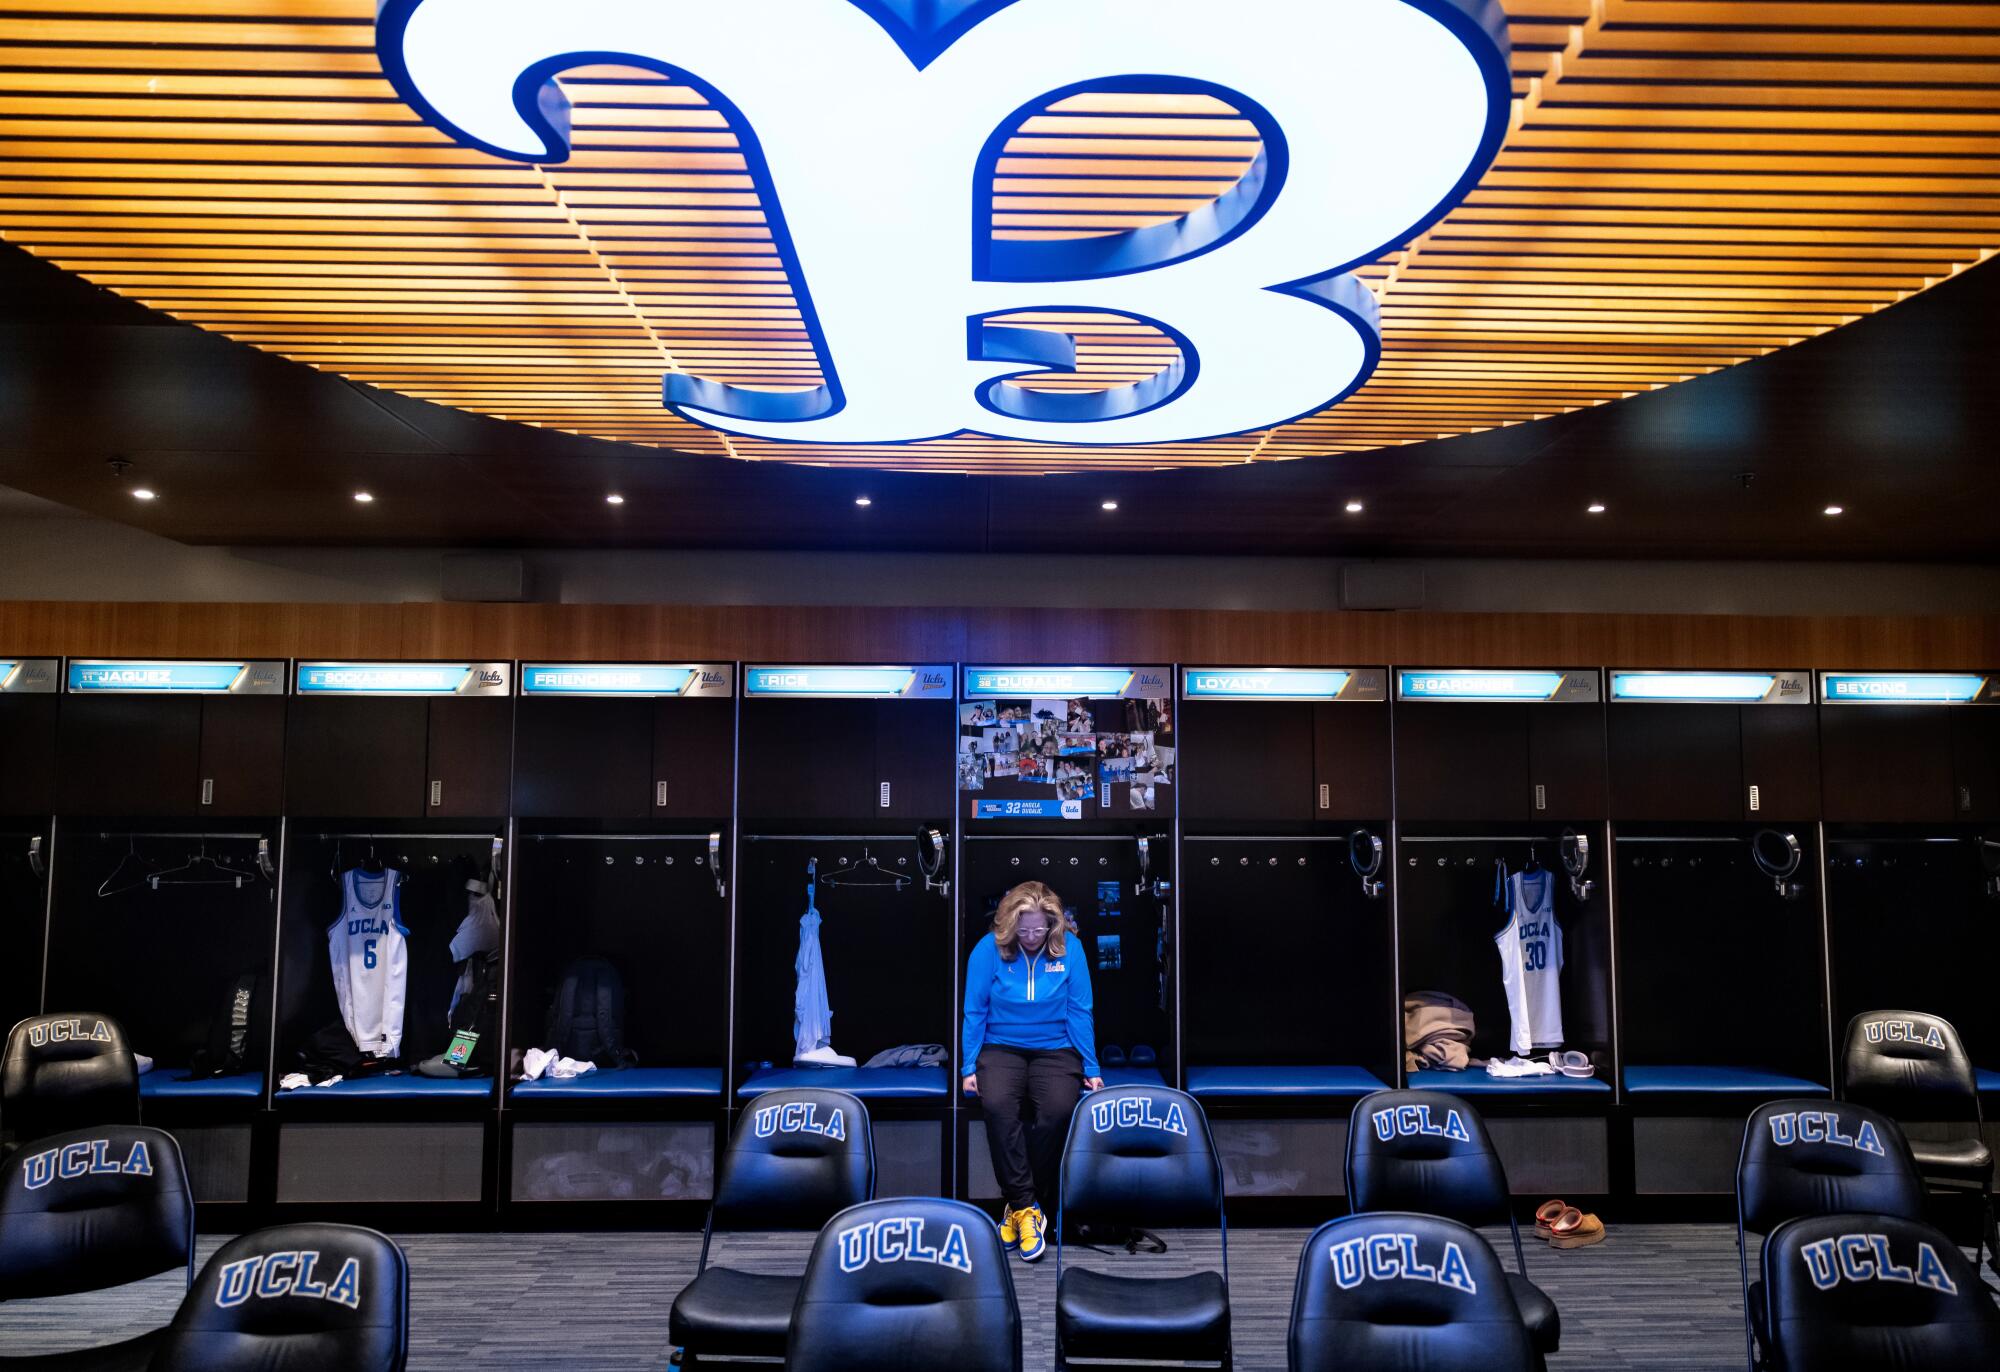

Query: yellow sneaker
left=1015, top=1205, right=1046, bottom=1262
left=998, top=1208, right=1018, bottom=1250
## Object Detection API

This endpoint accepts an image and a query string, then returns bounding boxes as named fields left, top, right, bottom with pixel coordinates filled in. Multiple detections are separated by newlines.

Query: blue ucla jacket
left=962, top=931, right=1100, bottom=1078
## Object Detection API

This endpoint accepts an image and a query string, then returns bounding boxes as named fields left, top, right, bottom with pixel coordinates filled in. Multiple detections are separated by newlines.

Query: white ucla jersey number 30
left=380, top=1, right=1509, bottom=445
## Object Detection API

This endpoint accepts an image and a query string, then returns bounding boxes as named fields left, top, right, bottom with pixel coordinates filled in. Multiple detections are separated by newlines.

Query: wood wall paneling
left=3, top=602, right=1996, bottom=669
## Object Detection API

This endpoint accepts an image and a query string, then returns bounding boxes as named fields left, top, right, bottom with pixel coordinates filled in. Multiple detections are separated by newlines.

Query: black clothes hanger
left=97, top=838, right=161, bottom=898
left=818, top=847, right=911, bottom=891
left=150, top=841, right=258, bottom=890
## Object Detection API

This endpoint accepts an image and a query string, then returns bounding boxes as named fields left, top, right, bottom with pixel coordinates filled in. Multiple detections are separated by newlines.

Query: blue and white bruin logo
left=1799, top=1233, right=1957, bottom=1297
left=1091, top=1094, right=1189, bottom=1136
left=214, top=1250, right=365, bottom=1310
left=1767, top=1110, right=1886, bottom=1157
left=837, top=1215, right=974, bottom=1274
left=25, top=1018, right=112, bottom=1048
left=1864, top=1019, right=1946, bottom=1049
left=20, top=1138, right=154, bottom=1190
left=754, top=1100, right=848, bottom=1142
left=1372, top=1103, right=1471, bottom=1144
left=377, top=1, right=1509, bottom=445
left=1329, top=1232, right=1477, bottom=1294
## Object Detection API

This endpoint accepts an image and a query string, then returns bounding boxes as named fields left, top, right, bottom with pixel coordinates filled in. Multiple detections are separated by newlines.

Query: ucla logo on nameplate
left=378, top=0, right=1510, bottom=446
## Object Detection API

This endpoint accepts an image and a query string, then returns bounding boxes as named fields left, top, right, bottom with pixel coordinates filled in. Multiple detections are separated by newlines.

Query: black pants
left=977, top=1045, right=1082, bottom=1212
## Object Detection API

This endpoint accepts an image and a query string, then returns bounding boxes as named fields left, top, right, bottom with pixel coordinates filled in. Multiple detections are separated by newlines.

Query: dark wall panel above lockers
left=283, top=662, right=511, bottom=819
left=1179, top=668, right=1390, bottom=826
left=512, top=664, right=737, bottom=820
left=738, top=665, right=955, bottom=824
left=1392, top=670, right=1604, bottom=822
left=1818, top=672, right=1999, bottom=824
left=1606, top=672, right=1819, bottom=822
left=56, top=660, right=288, bottom=817
left=0, top=659, right=61, bottom=817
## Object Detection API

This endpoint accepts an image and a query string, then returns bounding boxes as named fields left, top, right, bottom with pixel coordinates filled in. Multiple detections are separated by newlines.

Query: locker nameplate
left=964, top=666, right=1170, bottom=700
left=296, top=662, right=511, bottom=696
left=0, top=659, right=59, bottom=694
left=744, top=665, right=951, bottom=698
left=520, top=663, right=733, bottom=697
left=1183, top=668, right=1385, bottom=701
left=1819, top=673, right=1994, bottom=705
left=1396, top=669, right=1600, bottom=703
left=1610, top=671, right=1811, bottom=705
left=66, top=660, right=285, bottom=695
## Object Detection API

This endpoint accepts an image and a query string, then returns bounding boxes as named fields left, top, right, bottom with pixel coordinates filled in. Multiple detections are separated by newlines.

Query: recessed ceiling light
left=605, top=493, right=625, bottom=505
left=1101, top=500, right=1119, bottom=511
left=1823, top=504, right=1844, bottom=516
left=352, top=491, right=374, bottom=504
left=855, top=496, right=872, bottom=507
left=1587, top=502, right=1607, bottom=514
left=1344, top=500, right=1364, bottom=513
left=130, top=488, right=156, bottom=501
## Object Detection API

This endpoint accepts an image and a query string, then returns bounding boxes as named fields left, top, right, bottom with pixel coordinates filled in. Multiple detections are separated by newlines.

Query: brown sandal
left=1533, top=1199, right=1567, bottom=1241
left=1550, top=1206, right=1606, bottom=1249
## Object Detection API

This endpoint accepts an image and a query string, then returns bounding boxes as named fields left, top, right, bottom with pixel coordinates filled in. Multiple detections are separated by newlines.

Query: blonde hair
left=992, top=880, right=1067, bottom=961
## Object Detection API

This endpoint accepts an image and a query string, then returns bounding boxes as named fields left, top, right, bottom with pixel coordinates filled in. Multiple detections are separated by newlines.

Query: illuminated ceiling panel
left=2, top=0, right=1998, bottom=473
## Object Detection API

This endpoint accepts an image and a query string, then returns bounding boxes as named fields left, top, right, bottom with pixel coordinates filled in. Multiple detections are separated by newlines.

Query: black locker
left=1527, top=704, right=1606, bottom=818
left=1608, top=704, right=1741, bottom=821
left=1951, top=707, right=2000, bottom=821
left=56, top=695, right=203, bottom=814
left=513, top=697, right=653, bottom=819
left=1741, top=706, right=1820, bottom=820
left=652, top=696, right=736, bottom=818
left=740, top=697, right=877, bottom=820
left=284, top=697, right=429, bottom=818
left=0, top=692, right=58, bottom=816
left=1820, top=706, right=1955, bottom=823
left=1181, top=700, right=1314, bottom=823
left=872, top=697, right=951, bottom=818
left=1313, top=701, right=1392, bottom=820
left=426, top=698, right=512, bottom=818
left=1393, top=703, right=1530, bottom=821
left=198, top=695, right=287, bottom=815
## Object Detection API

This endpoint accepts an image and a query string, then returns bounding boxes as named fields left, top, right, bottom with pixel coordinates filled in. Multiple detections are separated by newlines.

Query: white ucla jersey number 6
left=379, top=1, right=1508, bottom=445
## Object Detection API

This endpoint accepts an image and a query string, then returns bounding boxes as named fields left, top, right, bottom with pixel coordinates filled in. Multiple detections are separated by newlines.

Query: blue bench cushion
left=140, top=1070, right=263, bottom=1100
left=513, top=1067, right=722, bottom=1099
left=738, top=1066, right=948, bottom=1100
left=277, top=1074, right=494, bottom=1101
left=1625, top=1065, right=1826, bottom=1096
left=1408, top=1069, right=1610, bottom=1096
left=1978, top=1069, right=2000, bottom=1095
left=1186, top=1065, right=1386, bottom=1098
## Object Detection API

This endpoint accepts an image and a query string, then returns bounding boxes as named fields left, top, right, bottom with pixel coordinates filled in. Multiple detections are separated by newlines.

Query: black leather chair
left=1054, top=1084, right=1229, bottom=1369
left=1839, top=1010, right=1997, bottom=1267
left=1761, top=1212, right=2000, bottom=1370
left=669, top=1087, right=874, bottom=1366
left=1288, top=1211, right=1540, bottom=1372
left=1735, top=1098, right=1925, bottom=1370
left=1, top=1012, right=140, bottom=1152
left=788, top=1196, right=1020, bottom=1372
left=0, top=1123, right=194, bottom=1370
left=1345, top=1090, right=1557, bottom=1355
left=148, top=1223, right=408, bottom=1372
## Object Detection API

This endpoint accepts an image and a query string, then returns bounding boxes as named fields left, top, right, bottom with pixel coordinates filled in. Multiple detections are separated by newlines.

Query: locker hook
left=1979, top=835, right=2000, bottom=901
left=709, top=831, right=726, bottom=900
left=27, top=835, right=45, bottom=880
left=1560, top=828, right=1594, bottom=902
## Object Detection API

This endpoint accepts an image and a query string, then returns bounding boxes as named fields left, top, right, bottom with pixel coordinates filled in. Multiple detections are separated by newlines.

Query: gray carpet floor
left=0, top=1223, right=1969, bottom=1369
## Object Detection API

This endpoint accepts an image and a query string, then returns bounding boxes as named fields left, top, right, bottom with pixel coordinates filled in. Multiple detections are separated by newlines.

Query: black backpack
left=191, top=969, right=263, bottom=1078
left=543, top=956, right=634, bottom=1068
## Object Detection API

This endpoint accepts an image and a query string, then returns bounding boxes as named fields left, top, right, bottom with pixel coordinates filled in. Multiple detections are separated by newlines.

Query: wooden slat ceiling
left=3, top=0, right=1999, bottom=474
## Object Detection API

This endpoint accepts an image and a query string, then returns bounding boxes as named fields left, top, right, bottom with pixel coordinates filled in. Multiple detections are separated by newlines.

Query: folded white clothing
left=134, top=1054, right=154, bottom=1075
left=1486, top=1055, right=1557, bottom=1078
left=522, top=1047, right=558, bottom=1081
left=548, top=1056, right=596, bottom=1080
left=316, top=1075, right=344, bottom=1088
left=279, top=1072, right=311, bottom=1091
left=794, top=1045, right=858, bottom=1069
